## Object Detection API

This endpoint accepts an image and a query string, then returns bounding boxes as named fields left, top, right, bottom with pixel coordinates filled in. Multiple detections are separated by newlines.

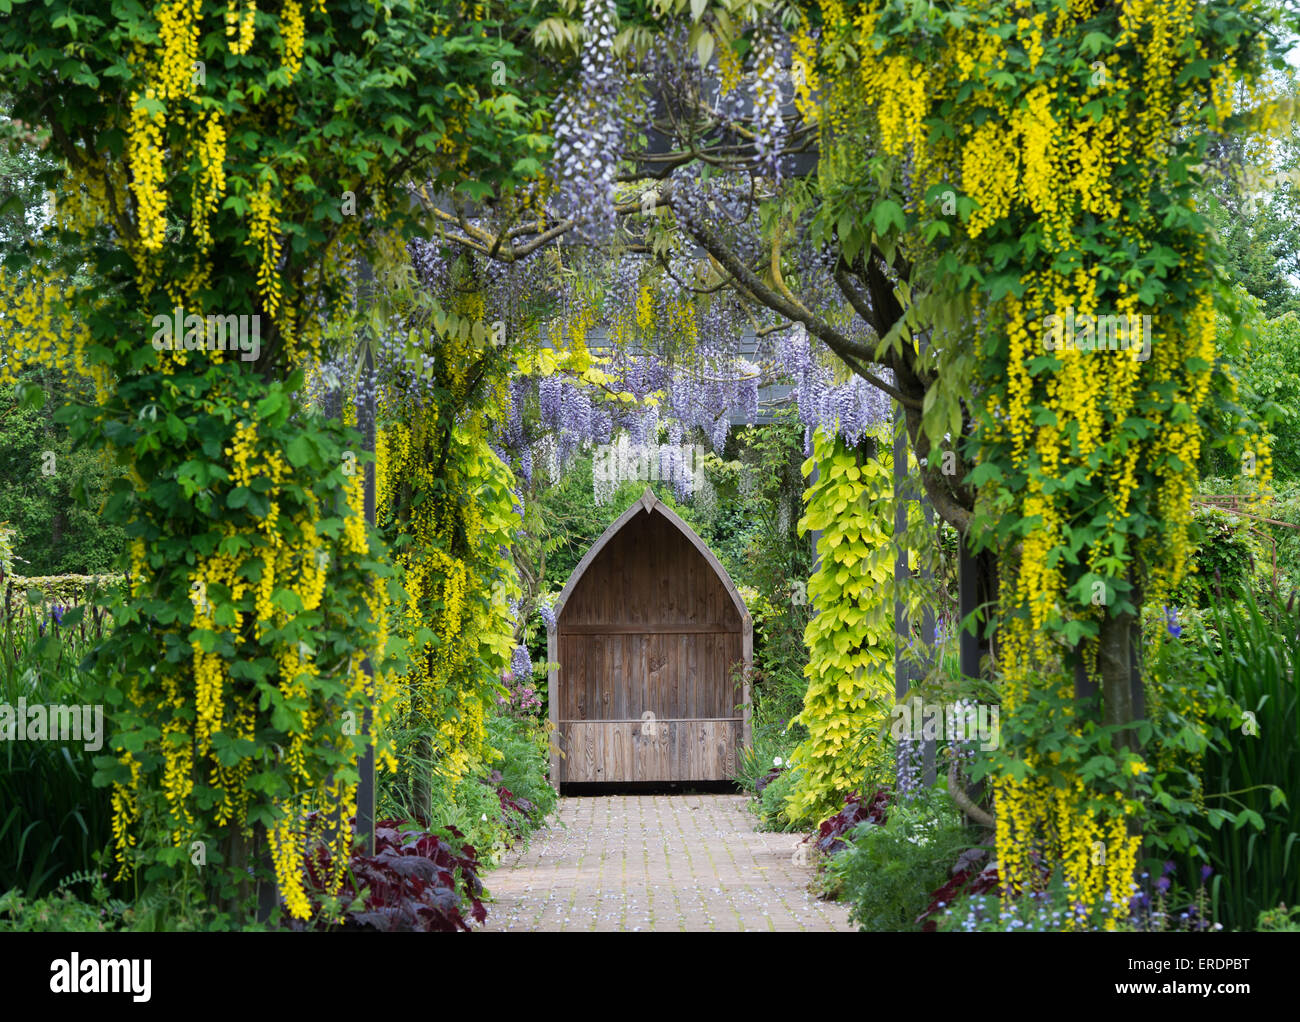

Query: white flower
left=773, top=756, right=783, bottom=767
left=481, top=813, right=488, bottom=821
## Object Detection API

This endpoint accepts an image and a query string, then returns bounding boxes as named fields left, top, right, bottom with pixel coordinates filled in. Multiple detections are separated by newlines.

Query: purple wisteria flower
left=511, top=643, right=532, bottom=683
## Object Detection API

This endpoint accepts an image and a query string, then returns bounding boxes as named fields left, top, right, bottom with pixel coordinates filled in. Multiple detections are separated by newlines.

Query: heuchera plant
left=484, top=770, right=540, bottom=842
left=813, top=788, right=891, bottom=857
left=916, top=847, right=1001, bottom=932
left=299, top=817, right=486, bottom=933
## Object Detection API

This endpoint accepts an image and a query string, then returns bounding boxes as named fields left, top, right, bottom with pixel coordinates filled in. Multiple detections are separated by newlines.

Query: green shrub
left=1140, top=601, right=1234, bottom=867
left=1256, top=904, right=1300, bottom=932
left=0, top=379, right=128, bottom=576
left=1268, top=492, right=1300, bottom=594
left=0, top=868, right=243, bottom=932
left=734, top=662, right=807, bottom=795
left=1170, top=508, right=1264, bottom=607
left=752, top=766, right=801, bottom=832
left=378, top=710, right=556, bottom=870
left=0, top=884, right=121, bottom=932
left=486, top=712, right=558, bottom=840
left=823, top=789, right=972, bottom=931
left=4, top=574, right=124, bottom=609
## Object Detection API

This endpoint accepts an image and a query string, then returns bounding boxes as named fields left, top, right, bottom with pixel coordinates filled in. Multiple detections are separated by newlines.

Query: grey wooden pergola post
left=355, top=343, right=377, bottom=856
left=332, top=257, right=378, bottom=857
left=894, top=403, right=936, bottom=789
left=958, top=541, right=980, bottom=683
left=322, top=353, right=376, bottom=856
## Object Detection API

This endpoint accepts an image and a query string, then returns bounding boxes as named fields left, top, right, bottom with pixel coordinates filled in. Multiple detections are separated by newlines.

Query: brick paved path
left=480, top=794, right=853, bottom=932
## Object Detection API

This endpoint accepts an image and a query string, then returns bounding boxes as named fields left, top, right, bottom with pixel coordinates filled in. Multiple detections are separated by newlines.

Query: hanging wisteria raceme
left=510, top=643, right=532, bottom=684
left=606, top=255, right=644, bottom=343
left=634, top=402, right=658, bottom=449
left=592, top=435, right=700, bottom=505
left=408, top=235, right=451, bottom=296
left=592, top=406, right=613, bottom=445
left=537, top=598, right=557, bottom=632
left=506, top=377, right=527, bottom=447
left=557, top=381, right=594, bottom=468
left=751, top=18, right=788, bottom=185
left=538, top=375, right=563, bottom=432
left=550, top=0, right=623, bottom=244
left=518, top=445, right=534, bottom=487
left=709, top=412, right=730, bottom=456
left=780, top=324, right=894, bottom=453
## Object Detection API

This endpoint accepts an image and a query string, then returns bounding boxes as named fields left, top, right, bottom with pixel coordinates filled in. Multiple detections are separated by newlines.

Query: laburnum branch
left=617, top=93, right=818, bottom=182
left=833, top=252, right=977, bottom=536
left=949, top=749, right=996, bottom=828
left=895, top=347, right=975, bottom=537
left=655, top=251, right=734, bottom=295
left=418, top=190, right=657, bottom=261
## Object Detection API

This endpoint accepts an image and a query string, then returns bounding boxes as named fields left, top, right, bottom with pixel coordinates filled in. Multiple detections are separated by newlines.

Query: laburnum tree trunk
left=1099, top=611, right=1137, bottom=755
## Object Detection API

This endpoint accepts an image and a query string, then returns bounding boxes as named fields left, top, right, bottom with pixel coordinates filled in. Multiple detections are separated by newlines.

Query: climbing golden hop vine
left=785, top=426, right=895, bottom=826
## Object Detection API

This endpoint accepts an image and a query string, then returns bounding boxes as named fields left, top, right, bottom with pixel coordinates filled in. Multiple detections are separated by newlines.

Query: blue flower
left=50, top=604, right=66, bottom=626
left=1163, top=606, right=1182, bottom=639
left=1200, top=864, right=1213, bottom=882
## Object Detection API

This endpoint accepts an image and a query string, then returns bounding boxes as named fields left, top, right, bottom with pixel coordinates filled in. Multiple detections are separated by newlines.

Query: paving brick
left=480, top=794, right=852, bottom=932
